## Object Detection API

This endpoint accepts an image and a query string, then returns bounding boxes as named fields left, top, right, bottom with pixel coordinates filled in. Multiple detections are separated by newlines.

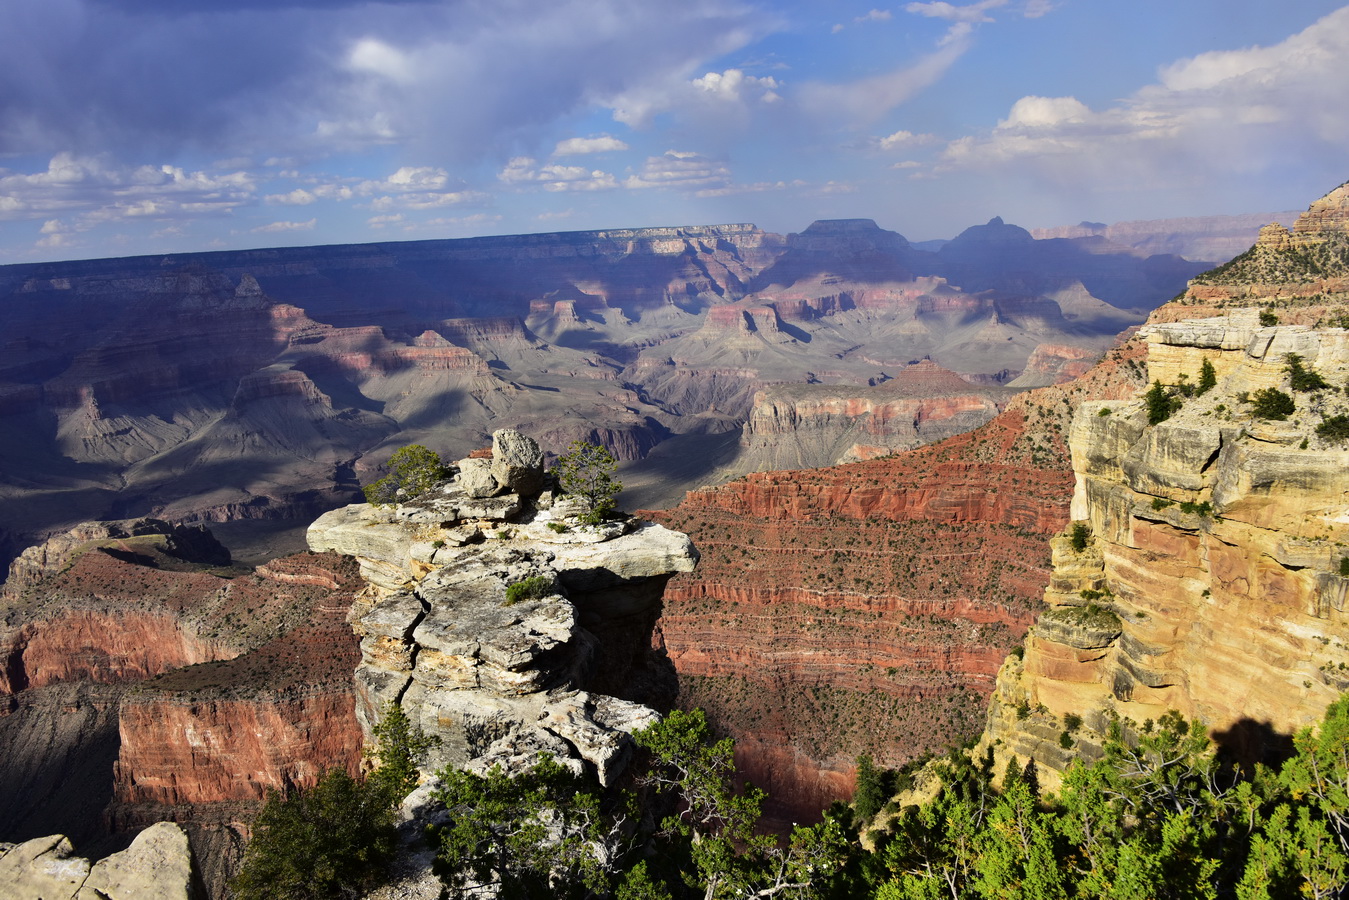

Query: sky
left=2, top=0, right=1349, bottom=263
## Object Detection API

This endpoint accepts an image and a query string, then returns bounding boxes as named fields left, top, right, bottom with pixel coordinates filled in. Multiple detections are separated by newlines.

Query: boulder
left=491, top=429, right=546, bottom=497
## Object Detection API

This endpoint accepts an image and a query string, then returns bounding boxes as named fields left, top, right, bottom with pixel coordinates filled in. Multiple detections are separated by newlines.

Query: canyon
left=0, top=214, right=1221, bottom=571
left=0, top=203, right=1317, bottom=893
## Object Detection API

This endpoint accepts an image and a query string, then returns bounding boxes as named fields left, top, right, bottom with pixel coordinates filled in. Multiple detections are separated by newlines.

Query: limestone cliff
left=306, top=429, right=698, bottom=786
left=983, top=182, right=1349, bottom=788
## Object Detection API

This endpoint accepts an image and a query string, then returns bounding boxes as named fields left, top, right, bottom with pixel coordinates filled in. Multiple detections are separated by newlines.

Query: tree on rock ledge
left=554, top=440, right=622, bottom=525
left=363, top=444, right=448, bottom=506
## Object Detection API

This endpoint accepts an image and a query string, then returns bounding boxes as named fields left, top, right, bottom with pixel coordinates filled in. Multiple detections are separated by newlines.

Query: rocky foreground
left=306, top=429, right=698, bottom=785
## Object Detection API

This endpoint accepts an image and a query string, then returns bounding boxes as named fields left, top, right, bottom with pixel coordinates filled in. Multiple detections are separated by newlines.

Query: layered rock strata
left=982, top=183, right=1349, bottom=787
left=307, top=429, right=698, bottom=786
left=645, top=338, right=1142, bottom=818
left=984, top=312, right=1349, bottom=785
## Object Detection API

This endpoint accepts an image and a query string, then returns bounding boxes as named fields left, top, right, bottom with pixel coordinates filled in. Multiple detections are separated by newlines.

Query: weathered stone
left=456, top=458, right=500, bottom=499
left=78, top=822, right=196, bottom=900
left=491, top=429, right=546, bottom=497
left=0, top=834, right=90, bottom=899
left=308, top=436, right=698, bottom=796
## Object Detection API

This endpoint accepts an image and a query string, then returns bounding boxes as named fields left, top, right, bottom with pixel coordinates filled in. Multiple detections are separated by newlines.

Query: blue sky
left=2, top=0, right=1348, bottom=263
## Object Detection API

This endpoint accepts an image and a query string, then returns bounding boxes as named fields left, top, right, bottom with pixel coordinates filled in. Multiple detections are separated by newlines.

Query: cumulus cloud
left=553, top=136, right=629, bottom=156
left=624, top=151, right=731, bottom=191
left=0, top=153, right=254, bottom=223
left=856, top=10, right=893, bottom=23
left=499, top=157, right=619, bottom=192
left=937, top=6, right=1349, bottom=192
left=352, top=166, right=491, bottom=210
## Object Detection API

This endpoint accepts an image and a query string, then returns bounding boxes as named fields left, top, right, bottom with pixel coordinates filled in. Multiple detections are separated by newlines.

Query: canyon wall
left=648, top=338, right=1148, bottom=818
left=0, top=526, right=367, bottom=895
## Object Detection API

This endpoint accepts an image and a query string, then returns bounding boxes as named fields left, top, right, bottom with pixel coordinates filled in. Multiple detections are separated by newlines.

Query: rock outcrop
left=306, top=429, right=698, bottom=787
left=982, top=182, right=1349, bottom=789
left=0, top=822, right=198, bottom=900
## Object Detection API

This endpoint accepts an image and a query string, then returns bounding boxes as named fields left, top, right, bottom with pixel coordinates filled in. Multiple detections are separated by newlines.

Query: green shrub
left=1145, top=380, right=1178, bottom=425
left=504, top=575, right=553, bottom=606
left=232, top=768, right=397, bottom=900
left=1059, top=731, right=1074, bottom=749
left=1259, top=308, right=1279, bottom=327
left=1069, top=522, right=1091, bottom=553
left=1097, top=407, right=1112, bottom=417
left=554, top=441, right=622, bottom=525
left=1064, top=713, right=1083, bottom=733
left=363, top=445, right=448, bottom=506
left=1286, top=353, right=1330, bottom=391
left=1340, top=557, right=1349, bottom=578
left=1151, top=497, right=1175, bottom=510
left=1250, top=387, right=1295, bottom=420
left=1197, top=358, right=1217, bottom=395
left=1317, top=415, right=1349, bottom=443
left=546, top=521, right=570, bottom=533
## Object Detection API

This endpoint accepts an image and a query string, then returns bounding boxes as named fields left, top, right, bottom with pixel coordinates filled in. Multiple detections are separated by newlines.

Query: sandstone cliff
left=982, top=181, right=1349, bottom=789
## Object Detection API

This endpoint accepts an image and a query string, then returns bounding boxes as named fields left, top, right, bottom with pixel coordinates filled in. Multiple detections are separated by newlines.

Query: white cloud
left=856, top=10, right=893, bottom=23
left=876, top=129, right=938, bottom=150
left=265, top=188, right=317, bottom=205
left=904, top=0, right=1006, bottom=24
left=998, top=96, right=1089, bottom=129
left=553, top=135, right=630, bottom=156
left=354, top=166, right=490, bottom=210
left=499, top=157, right=619, bottom=192
left=252, top=218, right=316, bottom=233
left=624, top=150, right=731, bottom=190
left=346, top=38, right=416, bottom=85
left=367, top=213, right=404, bottom=228
left=0, top=153, right=255, bottom=224
left=691, top=69, right=781, bottom=103
left=936, top=7, right=1349, bottom=193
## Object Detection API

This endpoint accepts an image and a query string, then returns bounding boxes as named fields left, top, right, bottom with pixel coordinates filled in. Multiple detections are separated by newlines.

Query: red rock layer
left=648, top=338, right=1148, bottom=820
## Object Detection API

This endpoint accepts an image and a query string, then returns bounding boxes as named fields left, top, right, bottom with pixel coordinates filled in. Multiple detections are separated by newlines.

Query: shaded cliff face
left=983, top=181, right=1349, bottom=788
left=735, top=360, right=1020, bottom=470
left=646, top=339, right=1147, bottom=819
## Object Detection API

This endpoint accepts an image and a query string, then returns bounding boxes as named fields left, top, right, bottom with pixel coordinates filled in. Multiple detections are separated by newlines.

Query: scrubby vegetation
left=234, top=695, right=1349, bottom=900
left=554, top=440, right=623, bottom=525
left=504, top=575, right=553, bottom=606
left=363, top=444, right=448, bottom=506
left=1250, top=387, right=1296, bottom=421
left=232, top=702, right=437, bottom=900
